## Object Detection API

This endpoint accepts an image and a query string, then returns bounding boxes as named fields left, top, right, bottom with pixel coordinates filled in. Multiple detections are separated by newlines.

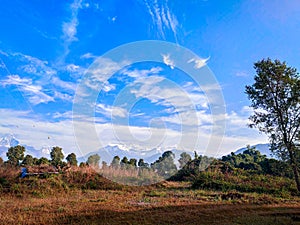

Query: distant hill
left=234, top=144, right=276, bottom=159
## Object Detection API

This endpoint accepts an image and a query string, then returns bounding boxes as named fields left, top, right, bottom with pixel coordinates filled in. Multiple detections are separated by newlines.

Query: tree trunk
left=292, top=164, right=300, bottom=193
left=289, top=147, right=300, bottom=193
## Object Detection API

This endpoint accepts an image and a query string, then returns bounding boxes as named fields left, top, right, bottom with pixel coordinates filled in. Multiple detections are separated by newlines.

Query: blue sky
left=0, top=0, right=300, bottom=157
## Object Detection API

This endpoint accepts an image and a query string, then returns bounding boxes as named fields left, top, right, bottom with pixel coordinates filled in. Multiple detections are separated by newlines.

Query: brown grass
left=0, top=181, right=300, bottom=225
left=1, top=166, right=300, bottom=224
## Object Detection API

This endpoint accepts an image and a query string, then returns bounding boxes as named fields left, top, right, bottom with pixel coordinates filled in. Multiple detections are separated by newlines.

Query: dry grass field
left=1, top=181, right=300, bottom=225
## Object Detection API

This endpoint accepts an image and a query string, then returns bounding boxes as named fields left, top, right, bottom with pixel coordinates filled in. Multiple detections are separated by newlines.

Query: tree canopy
left=50, top=146, right=64, bottom=167
left=7, top=145, right=25, bottom=166
left=245, top=58, right=300, bottom=192
left=66, top=153, right=78, bottom=166
left=87, top=154, right=100, bottom=168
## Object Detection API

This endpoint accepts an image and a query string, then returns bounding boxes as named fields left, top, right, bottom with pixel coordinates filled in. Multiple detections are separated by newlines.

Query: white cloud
left=81, top=58, right=129, bottom=92
left=0, top=109, right=78, bottom=154
left=162, top=54, right=175, bottom=69
left=61, top=0, right=82, bottom=59
left=15, top=53, right=56, bottom=78
left=122, top=67, right=162, bottom=78
left=2, top=75, right=54, bottom=105
left=130, top=75, right=208, bottom=111
left=52, top=76, right=76, bottom=91
left=80, top=52, right=97, bottom=59
left=0, top=107, right=268, bottom=159
left=54, top=91, right=73, bottom=102
left=96, top=103, right=127, bottom=118
left=144, top=0, right=179, bottom=42
left=188, top=57, right=209, bottom=69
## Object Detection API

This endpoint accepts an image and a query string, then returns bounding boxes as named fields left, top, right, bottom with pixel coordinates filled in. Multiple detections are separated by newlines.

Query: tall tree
left=50, top=146, right=64, bottom=167
left=138, top=159, right=148, bottom=168
left=151, top=151, right=177, bottom=178
left=87, top=154, right=100, bottom=168
left=245, top=58, right=300, bottom=192
left=178, top=152, right=192, bottom=169
left=129, top=158, right=137, bottom=167
left=111, top=156, right=120, bottom=168
left=6, top=145, right=25, bottom=166
left=66, top=153, right=78, bottom=166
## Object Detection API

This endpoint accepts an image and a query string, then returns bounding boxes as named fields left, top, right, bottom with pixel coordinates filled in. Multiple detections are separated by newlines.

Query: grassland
left=1, top=178, right=300, bottom=224
left=0, top=165, right=300, bottom=224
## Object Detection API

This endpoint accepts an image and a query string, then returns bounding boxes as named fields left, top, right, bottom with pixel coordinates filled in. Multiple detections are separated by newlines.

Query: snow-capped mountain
left=0, top=134, right=275, bottom=164
left=0, top=134, right=20, bottom=159
left=77, top=144, right=189, bottom=164
left=0, top=134, right=51, bottom=159
left=0, top=134, right=19, bottom=148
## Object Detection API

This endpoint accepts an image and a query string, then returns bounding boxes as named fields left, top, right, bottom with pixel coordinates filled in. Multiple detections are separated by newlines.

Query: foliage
left=6, top=145, right=25, bottom=166
left=21, top=154, right=35, bottom=166
left=37, top=157, right=50, bottom=165
left=221, top=147, right=293, bottom=178
left=111, top=156, right=120, bottom=168
left=151, top=151, right=177, bottom=178
left=191, top=170, right=297, bottom=196
left=178, top=152, right=192, bottom=169
left=66, top=153, right=78, bottom=166
left=129, top=158, right=137, bottom=167
left=50, top=146, right=64, bottom=167
left=170, top=155, right=214, bottom=181
left=87, top=154, right=100, bottom=168
left=138, top=159, right=149, bottom=168
left=120, top=156, right=129, bottom=168
left=245, top=58, right=300, bottom=191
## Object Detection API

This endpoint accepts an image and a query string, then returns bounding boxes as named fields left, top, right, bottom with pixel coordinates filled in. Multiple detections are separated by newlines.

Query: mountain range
left=0, top=134, right=274, bottom=164
left=0, top=134, right=51, bottom=160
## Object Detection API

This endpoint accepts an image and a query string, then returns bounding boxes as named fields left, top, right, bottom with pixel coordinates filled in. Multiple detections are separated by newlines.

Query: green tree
left=0, top=157, right=3, bottom=166
left=37, top=157, right=50, bottom=165
left=178, top=152, right=192, bottom=169
left=87, top=154, right=100, bottom=168
left=121, top=156, right=131, bottom=169
left=111, top=156, right=120, bottom=168
left=129, top=158, right=137, bottom=167
left=151, top=151, right=177, bottom=178
left=66, top=153, right=78, bottom=166
left=50, top=146, right=64, bottom=167
left=245, top=58, right=300, bottom=192
left=79, top=162, right=87, bottom=167
left=138, top=159, right=149, bottom=168
left=6, top=145, right=25, bottom=166
left=21, top=154, right=34, bottom=166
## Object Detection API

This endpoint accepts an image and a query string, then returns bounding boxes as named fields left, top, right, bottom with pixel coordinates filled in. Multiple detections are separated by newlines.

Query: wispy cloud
left=96, top=103, right=127, bottom=118
left=61, top=0, right=82, bottom=59
left=13, top=52, right=56, bottom=79
left=2, top=75, right=54, bottom=105
left=51, top=76, right=77, bottom=91
left=122, top=67, right=162, bottom=78
left=80, top=52, right=97, bottom=59
left=143, top=0, right=179, bottom=42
